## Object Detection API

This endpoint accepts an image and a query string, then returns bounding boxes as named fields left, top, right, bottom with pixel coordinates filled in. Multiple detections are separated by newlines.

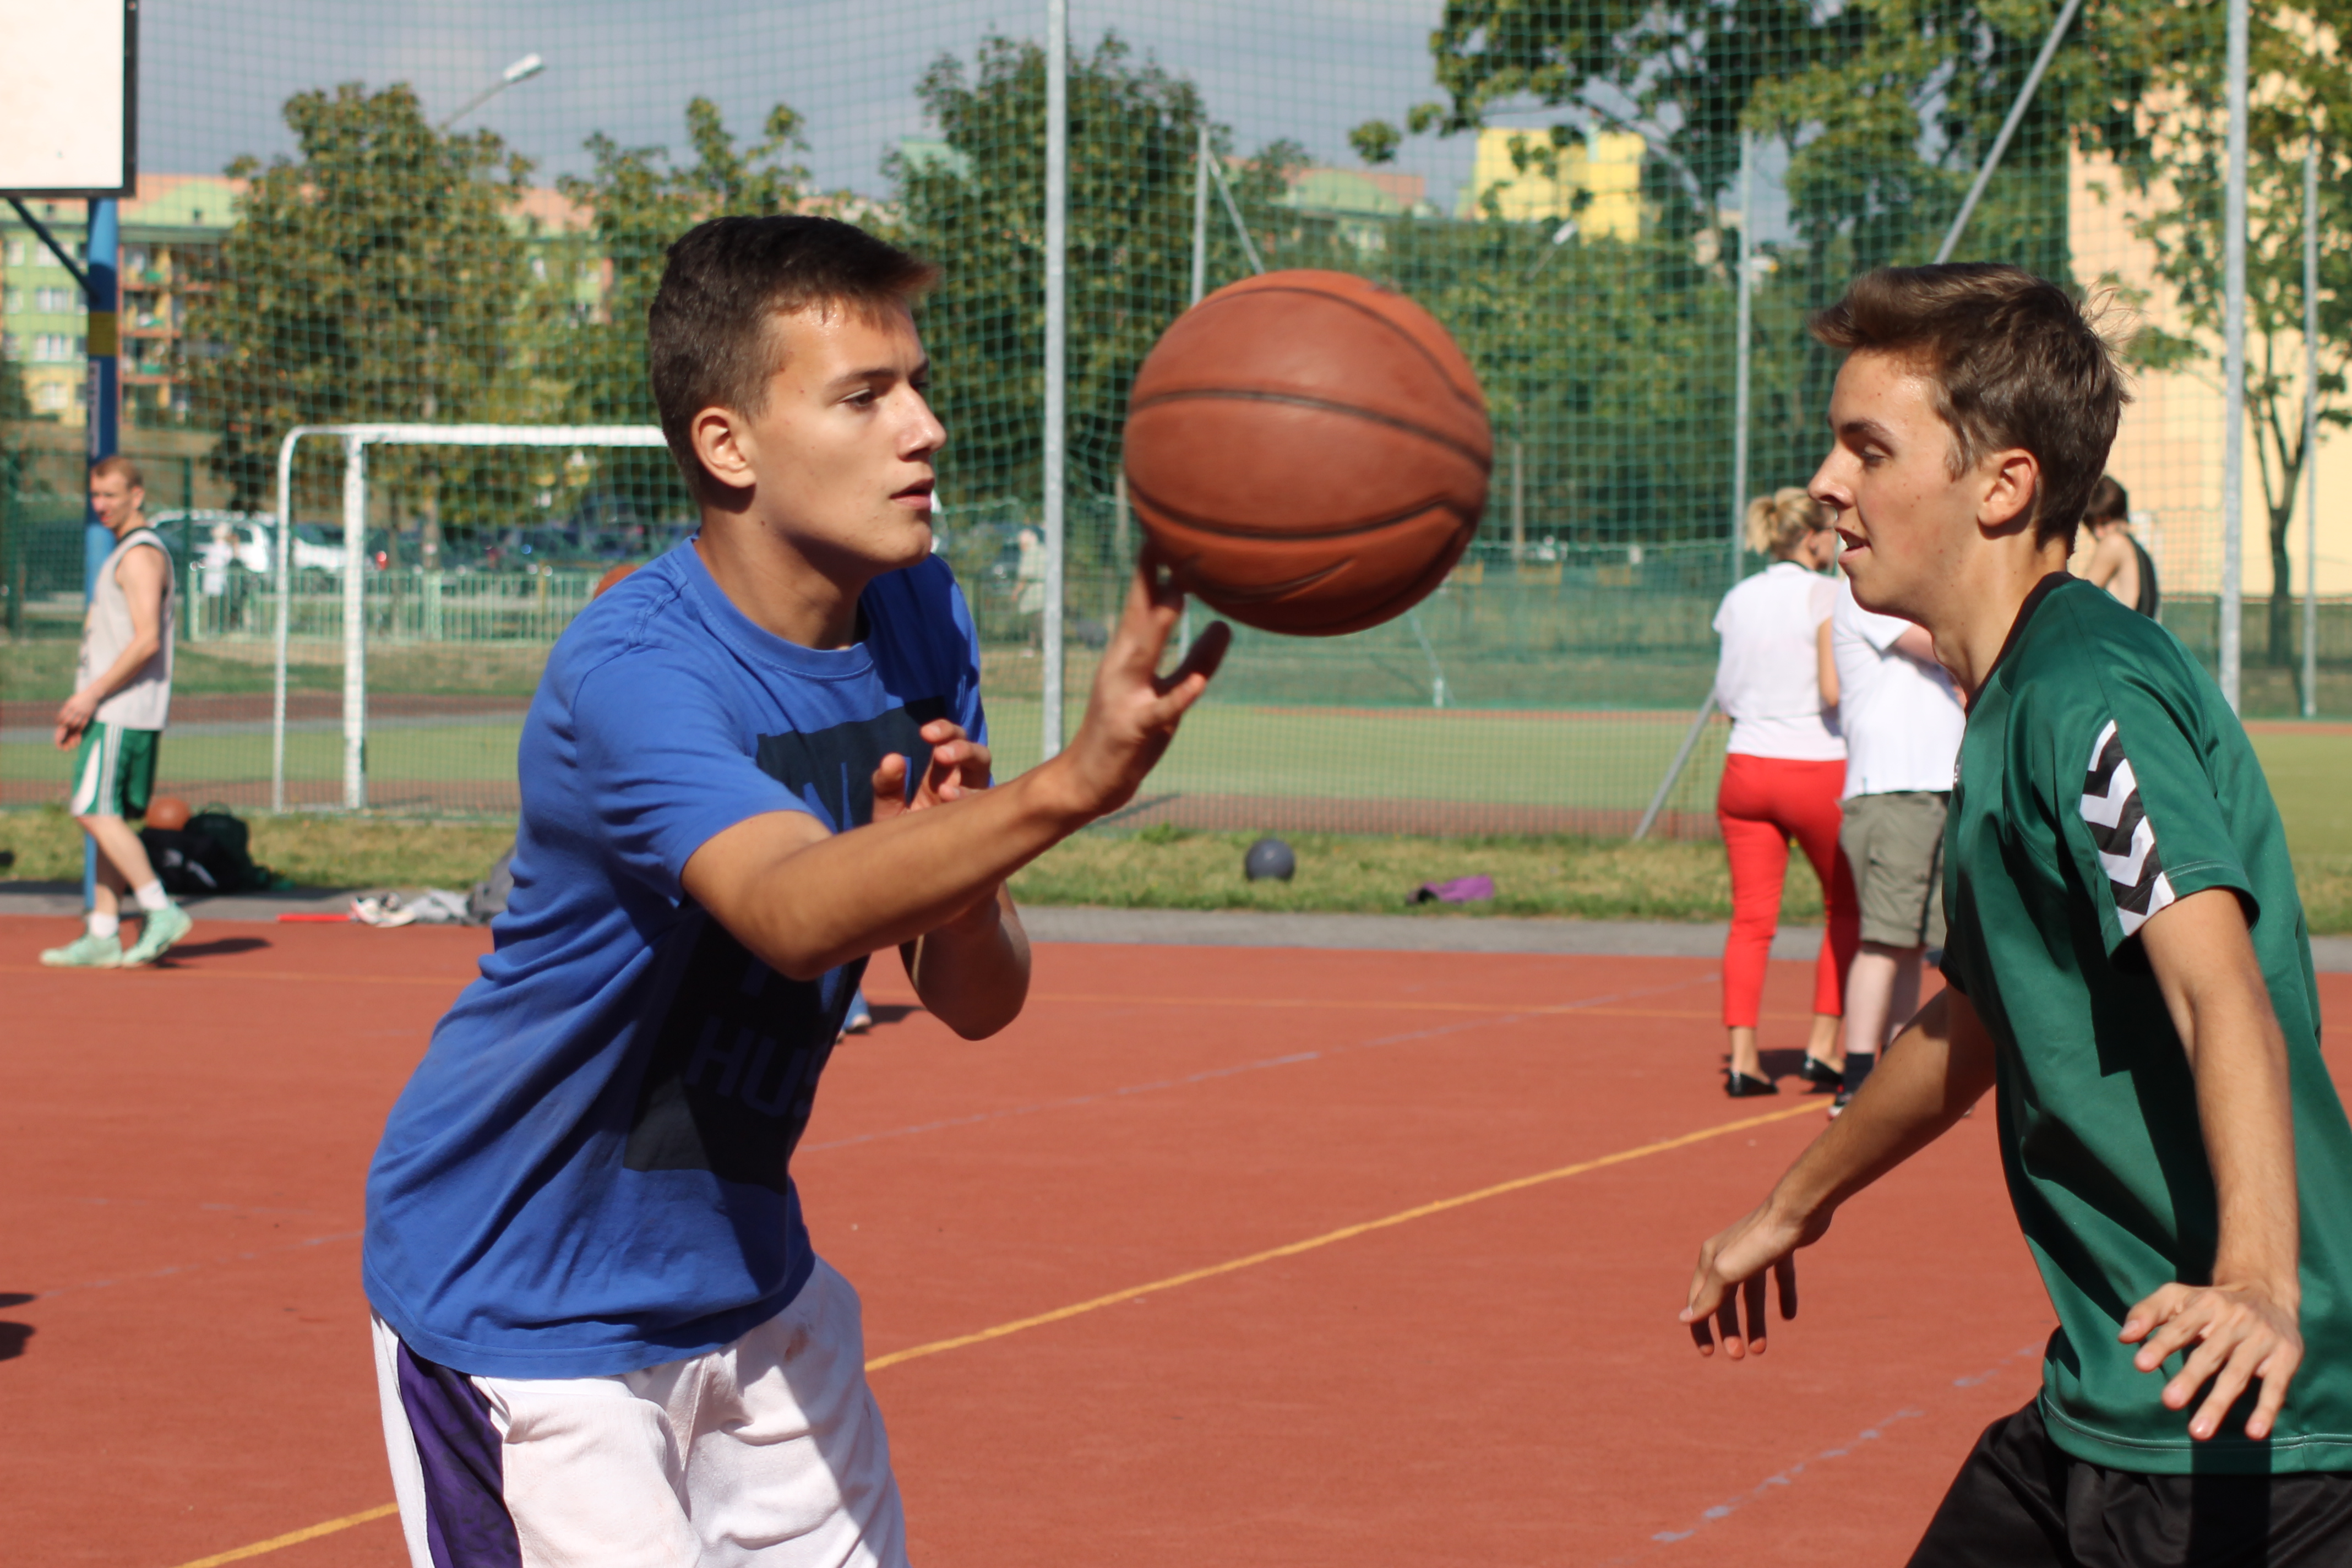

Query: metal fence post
left=1039, top=0, right=1069, bottom=760
left=1189, top=123, right=1210, bottom=309
left=1635, top=698, right=1718, bottom=842
left=81, top=197, right=119, bottom=912
left=2219, top=0, right=2250, bottom=713
left=1732, top=130, right=1754, bottom=589
left=342, top=434, right=367, bottom=810
left=1934, top=0, right=2086, bottom=264
left=2304, top=144, right=2321, bottom=718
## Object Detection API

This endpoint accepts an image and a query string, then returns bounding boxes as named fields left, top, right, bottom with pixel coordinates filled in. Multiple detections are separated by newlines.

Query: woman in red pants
left=1710, top=489, right=1859, bottom=1097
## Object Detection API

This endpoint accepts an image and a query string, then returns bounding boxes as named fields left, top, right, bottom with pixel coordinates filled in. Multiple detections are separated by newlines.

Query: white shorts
left=371, top=1258, right=907, bottom=1568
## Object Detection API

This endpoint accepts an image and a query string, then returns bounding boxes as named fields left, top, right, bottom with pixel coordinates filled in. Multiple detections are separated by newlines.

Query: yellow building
left=2067, top=146, right=2345, bottom=598
left=1460, top=127, right=1646, bottom=239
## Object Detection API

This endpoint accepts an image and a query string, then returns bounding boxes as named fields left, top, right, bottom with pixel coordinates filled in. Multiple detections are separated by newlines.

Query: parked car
left=148, top=511, right=349, bottom=574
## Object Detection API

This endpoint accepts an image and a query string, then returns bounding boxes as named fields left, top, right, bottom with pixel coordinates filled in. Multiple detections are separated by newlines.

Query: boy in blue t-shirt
left=363, top=216, right=1228, bottom=1567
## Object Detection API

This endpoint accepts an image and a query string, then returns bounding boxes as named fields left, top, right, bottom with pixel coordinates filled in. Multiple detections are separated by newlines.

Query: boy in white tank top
left=41, top=455, right=193, bottom=969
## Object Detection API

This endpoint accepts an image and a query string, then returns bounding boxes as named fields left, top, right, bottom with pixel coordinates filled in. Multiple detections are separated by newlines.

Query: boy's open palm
left=1053, top=555, right=1231, bottom=820
left=2122, top=1280, right=2303, bottom=1441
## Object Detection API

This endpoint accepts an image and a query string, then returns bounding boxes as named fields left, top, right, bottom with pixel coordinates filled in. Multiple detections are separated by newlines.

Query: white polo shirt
left=1832, top=577, right=1964, bottom=798
left=1711, top=561, right=1844, bottom=761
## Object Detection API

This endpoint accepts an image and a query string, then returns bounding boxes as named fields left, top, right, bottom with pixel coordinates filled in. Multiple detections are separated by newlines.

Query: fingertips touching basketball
left=1158, top=618, right=1232, bottom=695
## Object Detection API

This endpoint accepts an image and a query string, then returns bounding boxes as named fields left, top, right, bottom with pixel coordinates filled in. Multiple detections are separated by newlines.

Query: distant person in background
left=1015, top=525, right=1048, bottom=621
left=1710, top=488, right=1859, bottom=1098
left=42, top=456, right=194, bottom=969
left=2081, top=474, right=2159, bottom=618
left=199, top=521, right=237, bottom=634
left=1827, top=565, right=1966, bottom=1114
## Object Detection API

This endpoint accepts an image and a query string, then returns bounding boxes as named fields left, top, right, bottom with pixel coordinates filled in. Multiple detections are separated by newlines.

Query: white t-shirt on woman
left=1831, top=578, right=1964, bottom=797
left=1711, top=561, right=1843, bottom=761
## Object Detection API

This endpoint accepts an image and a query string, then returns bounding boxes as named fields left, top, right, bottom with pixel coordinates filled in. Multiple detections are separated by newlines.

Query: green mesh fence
left=3, top=0, right=2340, bottom=834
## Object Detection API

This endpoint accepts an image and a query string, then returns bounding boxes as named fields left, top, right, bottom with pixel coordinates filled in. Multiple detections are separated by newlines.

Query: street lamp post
left=439, top=54, right=546, bottom=132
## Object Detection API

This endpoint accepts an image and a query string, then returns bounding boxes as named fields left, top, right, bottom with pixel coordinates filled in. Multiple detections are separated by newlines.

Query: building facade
left=1, top=173, right=243, bottom=427
left=1460, top=128, right=1647, bottom=238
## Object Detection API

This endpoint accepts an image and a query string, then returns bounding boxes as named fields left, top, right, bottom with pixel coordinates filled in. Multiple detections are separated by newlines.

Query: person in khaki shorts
left=1828, top=572, right=1963, bottom=1112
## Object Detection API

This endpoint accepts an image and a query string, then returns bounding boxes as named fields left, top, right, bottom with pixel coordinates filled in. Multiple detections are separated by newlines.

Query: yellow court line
left=864, top=1099, right=1820, bottom=1372
left=15, top=967, right=1808, bottom=1023
left=1027, top=989, right=1673, bottom=1015
left=157, top=1098, right=1821, bottom=1567
left=1017, top=990, right=1810, bottom=1024
left=168, top=1504, right=398, bottom=1568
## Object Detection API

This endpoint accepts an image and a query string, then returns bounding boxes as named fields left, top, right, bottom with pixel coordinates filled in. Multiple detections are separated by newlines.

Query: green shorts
left=1839, top=789, right=1948, bottom=949
left=68, top=721, right=161, bottom=820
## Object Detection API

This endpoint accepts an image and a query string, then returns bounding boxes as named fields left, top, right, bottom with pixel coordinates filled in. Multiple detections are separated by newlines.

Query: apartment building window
left=35, top=287, right=83, bottom=314
left=32, top=333, right=83, bottom=362
left=4, top=238, right=24, bottom=266
left=3, top=287, right=20, bottom=313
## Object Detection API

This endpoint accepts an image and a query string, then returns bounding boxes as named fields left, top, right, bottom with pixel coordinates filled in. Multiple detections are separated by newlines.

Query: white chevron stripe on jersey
left=2117, top=872, right=2177, bottom=938
left=2079, top=715, right=2174, bottom=938
left=2098, top=815, right=2159, bottom=889
left=2079, top=722, right=2135, bottom=829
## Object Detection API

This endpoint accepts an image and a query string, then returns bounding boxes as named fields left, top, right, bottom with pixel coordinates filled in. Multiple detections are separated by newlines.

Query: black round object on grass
left=1244, top=837, right=1296, bottom=882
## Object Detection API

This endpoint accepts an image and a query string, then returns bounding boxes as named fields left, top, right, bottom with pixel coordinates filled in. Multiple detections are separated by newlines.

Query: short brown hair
left=1810, top=264, right=2127, bottom=549
left=90, top=454, right=144, bottom=488
left=2084, top=474, right=2128, bottom=526
left=647, top=216, right=939, bottom=496
left=1745, top=486, right=1831, bottom=558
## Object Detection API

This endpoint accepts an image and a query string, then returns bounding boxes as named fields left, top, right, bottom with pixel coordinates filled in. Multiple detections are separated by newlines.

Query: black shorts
left=1910, top=1400, right=2352, bottom=1567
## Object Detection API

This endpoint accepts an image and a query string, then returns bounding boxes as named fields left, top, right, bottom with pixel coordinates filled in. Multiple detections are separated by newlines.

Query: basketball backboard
left=0, top=0, right=138, bottom=197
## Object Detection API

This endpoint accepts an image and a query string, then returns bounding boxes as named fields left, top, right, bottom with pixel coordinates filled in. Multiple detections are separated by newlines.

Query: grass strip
left=12, top=808, right=2352, bottom=935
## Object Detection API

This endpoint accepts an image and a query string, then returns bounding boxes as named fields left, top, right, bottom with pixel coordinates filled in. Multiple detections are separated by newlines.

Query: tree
left=1396, top=219, right=1735, bottom=556
left=1330, top=0, right=2164, bottom=574
left=549, top=97, right=815, bottom=522
left=2121, top=3, right=2351, bottom=671
left=1402, top=0, right=2155, bottom=275
left=1414, top=0, right=1860, bottom=257
left=894, top=32, right=1299, bottom=522
left=185, top=83, right=533, bottom=521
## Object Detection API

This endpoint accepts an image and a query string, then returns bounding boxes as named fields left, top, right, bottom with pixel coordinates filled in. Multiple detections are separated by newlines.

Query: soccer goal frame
left=269, top=423, right=672, bottom=813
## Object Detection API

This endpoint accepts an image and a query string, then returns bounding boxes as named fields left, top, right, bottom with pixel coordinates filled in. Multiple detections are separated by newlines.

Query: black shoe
left=1724, top=1069, right=1780, bottom=1098
left=1795, top=1054, right=1844, bottom=1091
left=1828, top=1087, right=1855, bottom=1119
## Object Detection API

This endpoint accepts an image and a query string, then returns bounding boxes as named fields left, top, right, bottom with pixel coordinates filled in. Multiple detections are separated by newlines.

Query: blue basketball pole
left=81, top=198, right=120, bottom=912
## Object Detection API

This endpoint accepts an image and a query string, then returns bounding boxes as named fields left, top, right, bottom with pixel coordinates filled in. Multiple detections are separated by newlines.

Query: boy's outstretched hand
left=1046, top=552, right=1231, bottom=821
left=1682, top=1202, right=1812, bottom=1359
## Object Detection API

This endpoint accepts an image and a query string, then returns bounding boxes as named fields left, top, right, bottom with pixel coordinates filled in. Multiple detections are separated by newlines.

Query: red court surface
left=9, top=918, right=2338, bottom=1566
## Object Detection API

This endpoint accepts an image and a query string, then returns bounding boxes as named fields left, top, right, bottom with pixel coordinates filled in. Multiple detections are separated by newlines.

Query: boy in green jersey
left=1683, top=264, right=2352, bottom=1564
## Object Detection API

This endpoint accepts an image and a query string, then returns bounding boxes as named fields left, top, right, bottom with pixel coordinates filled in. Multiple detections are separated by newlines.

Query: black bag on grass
left=139, top=807, right=279, bottom=895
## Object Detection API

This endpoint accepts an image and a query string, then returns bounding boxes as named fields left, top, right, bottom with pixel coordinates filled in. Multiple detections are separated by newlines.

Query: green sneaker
left=122, top=903, right=194, bottom=967
left=40, top=931, right=124, bottom=968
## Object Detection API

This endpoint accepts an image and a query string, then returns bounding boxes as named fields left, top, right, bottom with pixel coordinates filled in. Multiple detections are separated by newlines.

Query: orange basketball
left=592, top=562, right=639, bottom=599
left=146, top=794, right=192, bottom=831
left=1123, top=270, right=1491, bottom=636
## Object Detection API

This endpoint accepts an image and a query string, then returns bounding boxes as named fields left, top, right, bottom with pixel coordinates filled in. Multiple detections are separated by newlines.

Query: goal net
left=266, top=423, right=669, bottom=814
